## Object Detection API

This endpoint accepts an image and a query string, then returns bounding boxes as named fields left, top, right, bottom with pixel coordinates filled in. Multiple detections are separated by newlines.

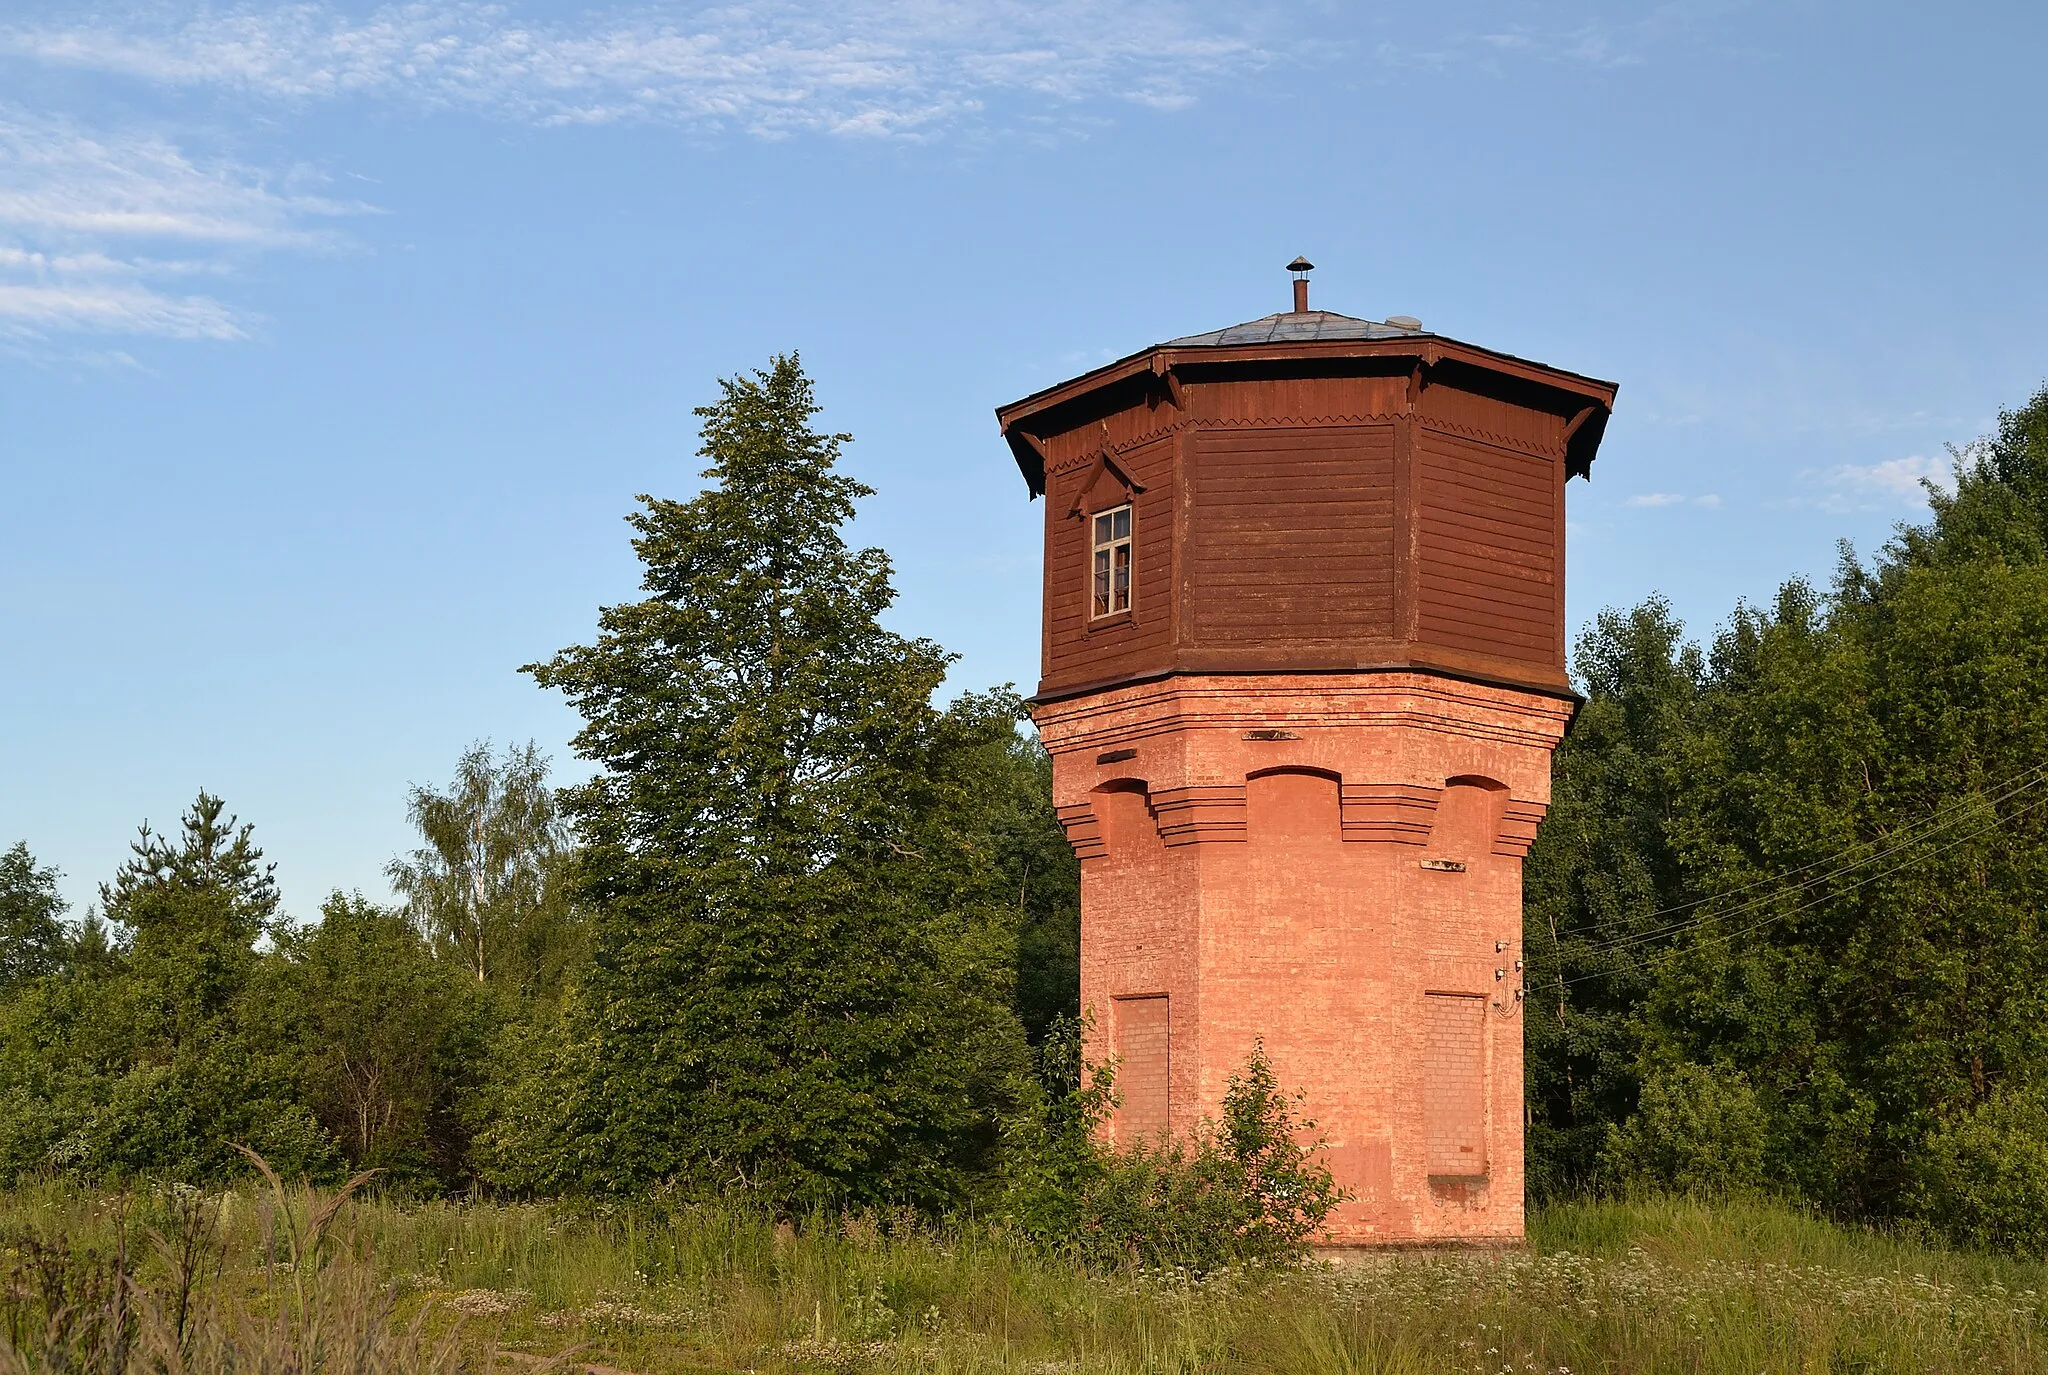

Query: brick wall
left=1423, top=993, right=1487, bottom=1177
left=1039, top=671, right=1569, bottom=1245
left=1114, top=994, right=1171, bottom=1142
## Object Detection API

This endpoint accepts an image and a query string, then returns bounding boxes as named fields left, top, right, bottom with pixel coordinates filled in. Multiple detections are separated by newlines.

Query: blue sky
left=3, top=1, right=2045, bottom=918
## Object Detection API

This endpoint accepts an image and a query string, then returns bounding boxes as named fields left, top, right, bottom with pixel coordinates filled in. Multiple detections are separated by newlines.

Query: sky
left=3, top=1, right=2045, bottom=919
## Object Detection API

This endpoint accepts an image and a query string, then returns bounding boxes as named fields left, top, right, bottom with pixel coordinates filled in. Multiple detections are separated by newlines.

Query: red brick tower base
left=1035, top=671, right=1572, bottom=1247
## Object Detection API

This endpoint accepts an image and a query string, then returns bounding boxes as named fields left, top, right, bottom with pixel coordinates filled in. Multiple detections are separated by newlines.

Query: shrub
left=1913, top=1085, right=2048, bottom=1256
left=1600, top=1060, right=1769, bottom=1198
left=1001, top=1018, right=1343, bottom=1271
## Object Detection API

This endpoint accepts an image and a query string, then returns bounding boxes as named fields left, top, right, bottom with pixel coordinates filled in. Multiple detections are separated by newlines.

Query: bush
left=1600, top=1061, right=1769, bottom=1198
left=1914, top=1086, right=2048, bottom=1256
left=1001, top=1018, right=1343, bottom=1271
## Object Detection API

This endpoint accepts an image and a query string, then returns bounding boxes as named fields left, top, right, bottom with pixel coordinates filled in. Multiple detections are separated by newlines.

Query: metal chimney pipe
left=1286, top=255, right=1314, bottom=313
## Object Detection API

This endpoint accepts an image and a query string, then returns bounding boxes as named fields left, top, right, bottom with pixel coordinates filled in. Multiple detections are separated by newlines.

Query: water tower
left=996, top=260, right=1615, bottom=1245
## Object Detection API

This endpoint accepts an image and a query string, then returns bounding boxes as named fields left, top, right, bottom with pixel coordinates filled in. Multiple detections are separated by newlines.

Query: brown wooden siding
left=1188, top=425, right=1396, bottom=648
left=1189, top=373, right=1407, bottom=426
left=1412, top=427, right=1559, bottom=667
left=1027, top=366, right=1585, bottom=699
left=1421, top=377, right=1565, bottom=454
left=1045, top=430, right=1178, bottom=685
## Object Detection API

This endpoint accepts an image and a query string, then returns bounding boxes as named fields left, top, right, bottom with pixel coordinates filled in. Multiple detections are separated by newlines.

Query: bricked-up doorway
left=1113, top=994, right=1170, bottom=1143
left=1423, top=992, right=1488, bottom=1177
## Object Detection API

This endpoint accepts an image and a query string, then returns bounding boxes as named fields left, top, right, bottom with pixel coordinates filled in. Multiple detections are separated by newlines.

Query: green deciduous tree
left=272, top=892, right=488, bottom=1185
left=987, top=735, right=1082, bottom=1044
left=1522, top=598, right=1702, bottom=1196
left=0, top=843, right=67, bottom=993
left=503, top=354, right=1027, bottom=1210
left=1530, top=385, right=2048, bottom=1249
left=387, top=740, right=579, bottom=995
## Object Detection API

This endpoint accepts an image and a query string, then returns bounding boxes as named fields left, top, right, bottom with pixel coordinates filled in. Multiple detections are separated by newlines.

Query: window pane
left=1113, top=544, right=1131, bottom=611
left=1113, top=507, right=1131, bottom=540
left=1093, top=548, right=1110, bottom=616
left=1094, top=513, right=1112, bottom=546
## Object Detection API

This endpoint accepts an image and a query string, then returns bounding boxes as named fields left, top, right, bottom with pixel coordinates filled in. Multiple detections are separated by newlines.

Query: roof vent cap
left=1387, top=315, right=1423, bottom=331
left=1287, top=255, right=1314, bottom=312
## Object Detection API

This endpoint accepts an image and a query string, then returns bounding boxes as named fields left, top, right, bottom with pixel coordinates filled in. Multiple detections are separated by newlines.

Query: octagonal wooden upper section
left=996, top=313, right=1618, bottom=702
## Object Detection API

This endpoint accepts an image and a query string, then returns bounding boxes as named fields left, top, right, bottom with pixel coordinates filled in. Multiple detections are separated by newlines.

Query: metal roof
left=1163, top=310, right=1429, bottom=348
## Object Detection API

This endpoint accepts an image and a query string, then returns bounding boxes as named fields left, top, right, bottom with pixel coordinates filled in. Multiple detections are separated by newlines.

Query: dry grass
left=2, top=1180, right=2044, bottom=1374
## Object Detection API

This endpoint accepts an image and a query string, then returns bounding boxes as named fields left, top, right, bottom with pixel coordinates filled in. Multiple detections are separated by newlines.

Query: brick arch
left=1428, top=775, right=1511, bottom=859
left=1247, top=766, right=1343, bottom=843
left=1090, top=777, right=1164, bottom=857
left=1246, top=764, right=1343, bottom=784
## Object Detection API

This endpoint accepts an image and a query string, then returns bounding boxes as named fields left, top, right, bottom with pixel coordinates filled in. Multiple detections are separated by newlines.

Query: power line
left=1566, top=762, right=2048, bottom=959
left=1554, top=786, right=2048, bottom=989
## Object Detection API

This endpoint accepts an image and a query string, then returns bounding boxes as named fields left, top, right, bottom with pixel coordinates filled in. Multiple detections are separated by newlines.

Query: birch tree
left=387, top=741, right=575, bottom=992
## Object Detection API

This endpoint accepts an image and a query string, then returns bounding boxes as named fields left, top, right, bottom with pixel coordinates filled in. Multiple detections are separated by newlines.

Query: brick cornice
left=1034, top=672, right=1573, bottom=755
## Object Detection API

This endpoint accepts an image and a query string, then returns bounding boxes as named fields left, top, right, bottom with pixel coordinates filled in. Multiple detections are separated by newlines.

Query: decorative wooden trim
left=1149, top=354, right=1185, bottom=410
left=1187, top=413, right=1404, bottom=430
left=1063, top=450, right=1150, bottom=518
left=1414, top=415, right=1564, bottom=460
left=1341, top=784, right=1442, bottom=845
left=1044, top=423, right=1189, bottom=479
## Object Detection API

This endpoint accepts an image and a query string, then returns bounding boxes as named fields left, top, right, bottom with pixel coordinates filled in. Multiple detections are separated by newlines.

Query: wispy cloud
left=0, top=1, right=1271, bottom=136
left=1624, top=491, right=1720, bottom=509
left=0, top=109, right=366, bottom=341
left=1820, top=454, right=1953, bottom=500
left=1787, top=454, right=1956, bottom=514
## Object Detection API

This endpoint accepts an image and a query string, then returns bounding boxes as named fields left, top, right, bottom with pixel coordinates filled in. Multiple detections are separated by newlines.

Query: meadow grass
left=2, top=1181, right=2043, bottom=1374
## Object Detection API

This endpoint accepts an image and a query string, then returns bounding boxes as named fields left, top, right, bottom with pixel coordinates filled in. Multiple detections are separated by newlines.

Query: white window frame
left=1090, top=503, right=1133, bottom=619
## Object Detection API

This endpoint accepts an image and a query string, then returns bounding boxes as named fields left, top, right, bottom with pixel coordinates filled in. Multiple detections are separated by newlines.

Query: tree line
left=10, top=356, right=2048, bottom=1255
left=1526, top=384, right=2048, bottom=1252
left=0, top=356, right=1328, bottom=1267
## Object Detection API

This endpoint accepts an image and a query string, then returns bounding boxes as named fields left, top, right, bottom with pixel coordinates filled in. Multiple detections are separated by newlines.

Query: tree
left=387, top=740, right=578, bottom=993
left=273, top=892, right=488, bottom=1185
left=0, top=793, right=338, bottom=1184
left=101, top=790, right=278, bottom=949
left=985, top=734, right=1082, bottom=1043
left=1522, top=599, right=1702, bottom=1195
left=1528, top=385, right=2048, bottom=1245
left=0, top=842, right=67, bottom=993
left=507, top=354, right=1026, bottom=1209
left=1001, top=1022, right=1343, bottom=1271
left=101, top=791, right=280, bottom=1044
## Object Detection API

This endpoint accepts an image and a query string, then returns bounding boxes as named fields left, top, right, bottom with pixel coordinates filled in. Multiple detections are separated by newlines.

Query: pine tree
left=513, top=355, right=1025, bottom=1208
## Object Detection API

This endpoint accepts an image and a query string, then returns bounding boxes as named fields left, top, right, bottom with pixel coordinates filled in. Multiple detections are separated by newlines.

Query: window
left=1091, top=504, right=1133, bottom=617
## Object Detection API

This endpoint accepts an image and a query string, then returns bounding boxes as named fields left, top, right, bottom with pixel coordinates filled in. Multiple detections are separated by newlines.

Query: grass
left=2, top=1181, right=2044, bottom=1374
